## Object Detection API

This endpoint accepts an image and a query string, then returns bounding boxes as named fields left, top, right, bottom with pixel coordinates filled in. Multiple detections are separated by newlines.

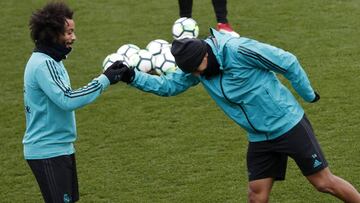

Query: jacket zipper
left=219, top=72, right=265, bottom=135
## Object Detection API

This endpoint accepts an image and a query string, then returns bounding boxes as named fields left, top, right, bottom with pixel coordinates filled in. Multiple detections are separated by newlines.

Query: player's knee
left=313, top=177, right=335, bottom=194
left=248, top=187, right=269, bottom=203
left=314, top=183, right=330, bottom=193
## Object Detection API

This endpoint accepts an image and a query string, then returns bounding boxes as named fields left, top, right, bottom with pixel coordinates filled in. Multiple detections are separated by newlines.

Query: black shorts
left=247, top=115, right=328, bottom=181
left=27, top=154, right=79, bottom=203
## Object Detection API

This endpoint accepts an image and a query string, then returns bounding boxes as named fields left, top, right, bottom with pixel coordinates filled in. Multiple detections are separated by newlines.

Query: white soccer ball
left=146, top=39, right=171, bottom=56
left=102, top=53, right=130, bottom=72
left=154, top=52, right=177, bottom=75
left=116, top=44, right=140, bottom=59
left=172, top=17, right=199, bottom=39
left=129, top=49, right=155, bottom=73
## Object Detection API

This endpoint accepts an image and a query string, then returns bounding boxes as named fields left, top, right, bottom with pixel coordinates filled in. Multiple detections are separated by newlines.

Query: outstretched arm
left=125, top=68, right=200, bottom=97
left=35, top=60, right=110, bottom=111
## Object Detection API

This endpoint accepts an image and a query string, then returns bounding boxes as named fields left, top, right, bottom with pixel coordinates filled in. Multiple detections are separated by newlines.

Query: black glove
left=311, top=91, right=320, bottom=103
left=103, top=61, right=128, bottom=85
left=119, top=65, right=135, bottom=84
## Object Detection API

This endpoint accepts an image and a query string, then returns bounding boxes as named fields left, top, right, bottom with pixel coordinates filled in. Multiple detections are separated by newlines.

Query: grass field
left=1, top=0, right=360, bottom=202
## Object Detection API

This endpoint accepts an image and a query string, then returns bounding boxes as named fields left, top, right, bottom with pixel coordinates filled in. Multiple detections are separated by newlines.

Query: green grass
left=1, top=0, right=359, bottom=202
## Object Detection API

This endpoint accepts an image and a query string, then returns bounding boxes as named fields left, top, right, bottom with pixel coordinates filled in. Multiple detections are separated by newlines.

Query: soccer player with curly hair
left=23, top=1, right=125, bottom=202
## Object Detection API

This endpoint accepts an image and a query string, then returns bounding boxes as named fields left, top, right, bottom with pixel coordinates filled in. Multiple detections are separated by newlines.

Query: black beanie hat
left=171, top=38, right=207, bottom=73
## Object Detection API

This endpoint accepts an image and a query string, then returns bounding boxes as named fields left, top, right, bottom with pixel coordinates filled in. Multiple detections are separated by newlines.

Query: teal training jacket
left=131, top=29, right=316, bottom=142
left=23, top=52, right=109, bottom=159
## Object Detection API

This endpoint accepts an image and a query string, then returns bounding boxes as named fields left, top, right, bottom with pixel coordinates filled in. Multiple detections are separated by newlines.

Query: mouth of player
left=65, top=42, right=74, bottom=48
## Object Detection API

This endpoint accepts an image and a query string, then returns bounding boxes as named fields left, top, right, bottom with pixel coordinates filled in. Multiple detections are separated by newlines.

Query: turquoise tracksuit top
left=130, top=29, right=316, bottom=142
left=23, top=52, right=110, bottom=159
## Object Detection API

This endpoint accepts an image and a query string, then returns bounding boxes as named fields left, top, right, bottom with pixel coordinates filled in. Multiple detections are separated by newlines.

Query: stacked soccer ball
left=172, top=17, right=199, bottom=39
left=102, top=17, right=199, bottom=75
left=102, top=40, right=177, bottom=76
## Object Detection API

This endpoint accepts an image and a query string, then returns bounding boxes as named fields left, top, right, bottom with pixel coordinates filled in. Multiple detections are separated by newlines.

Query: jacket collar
left=204, top=28, right=236, bottom=69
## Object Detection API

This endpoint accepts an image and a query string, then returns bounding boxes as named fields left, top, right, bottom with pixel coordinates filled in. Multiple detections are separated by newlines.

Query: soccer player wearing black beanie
left=113, top=29, right=360, bottom=202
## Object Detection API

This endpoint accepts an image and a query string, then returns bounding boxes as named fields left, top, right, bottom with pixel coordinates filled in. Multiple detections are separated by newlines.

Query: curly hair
left=29, top=1, right=73, bottom=45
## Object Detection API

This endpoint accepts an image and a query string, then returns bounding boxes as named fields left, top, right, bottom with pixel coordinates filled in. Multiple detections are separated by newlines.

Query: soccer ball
left=102, top=53, right=130, bottom=72
left=172, top=17, right=199, bottom=39
left=129, top=49, right=155, bottom=73
left=154, top=52, right=177, bottom=75
left=146, top=39, right=171, bottom=56
left=116, top=44, right=140, bottom=58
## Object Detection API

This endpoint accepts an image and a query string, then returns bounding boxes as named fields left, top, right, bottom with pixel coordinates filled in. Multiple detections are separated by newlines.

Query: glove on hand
left=311, top=91, right=320, bottom=103
left=103, top=61, right=128, bottom=85
left=119, top=66, right=135, bottom=84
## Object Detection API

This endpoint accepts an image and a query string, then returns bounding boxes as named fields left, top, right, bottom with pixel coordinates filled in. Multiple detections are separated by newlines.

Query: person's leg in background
left=211, top=0, right=239, bottom=37
left=178, top=0, right=193, bottom=18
